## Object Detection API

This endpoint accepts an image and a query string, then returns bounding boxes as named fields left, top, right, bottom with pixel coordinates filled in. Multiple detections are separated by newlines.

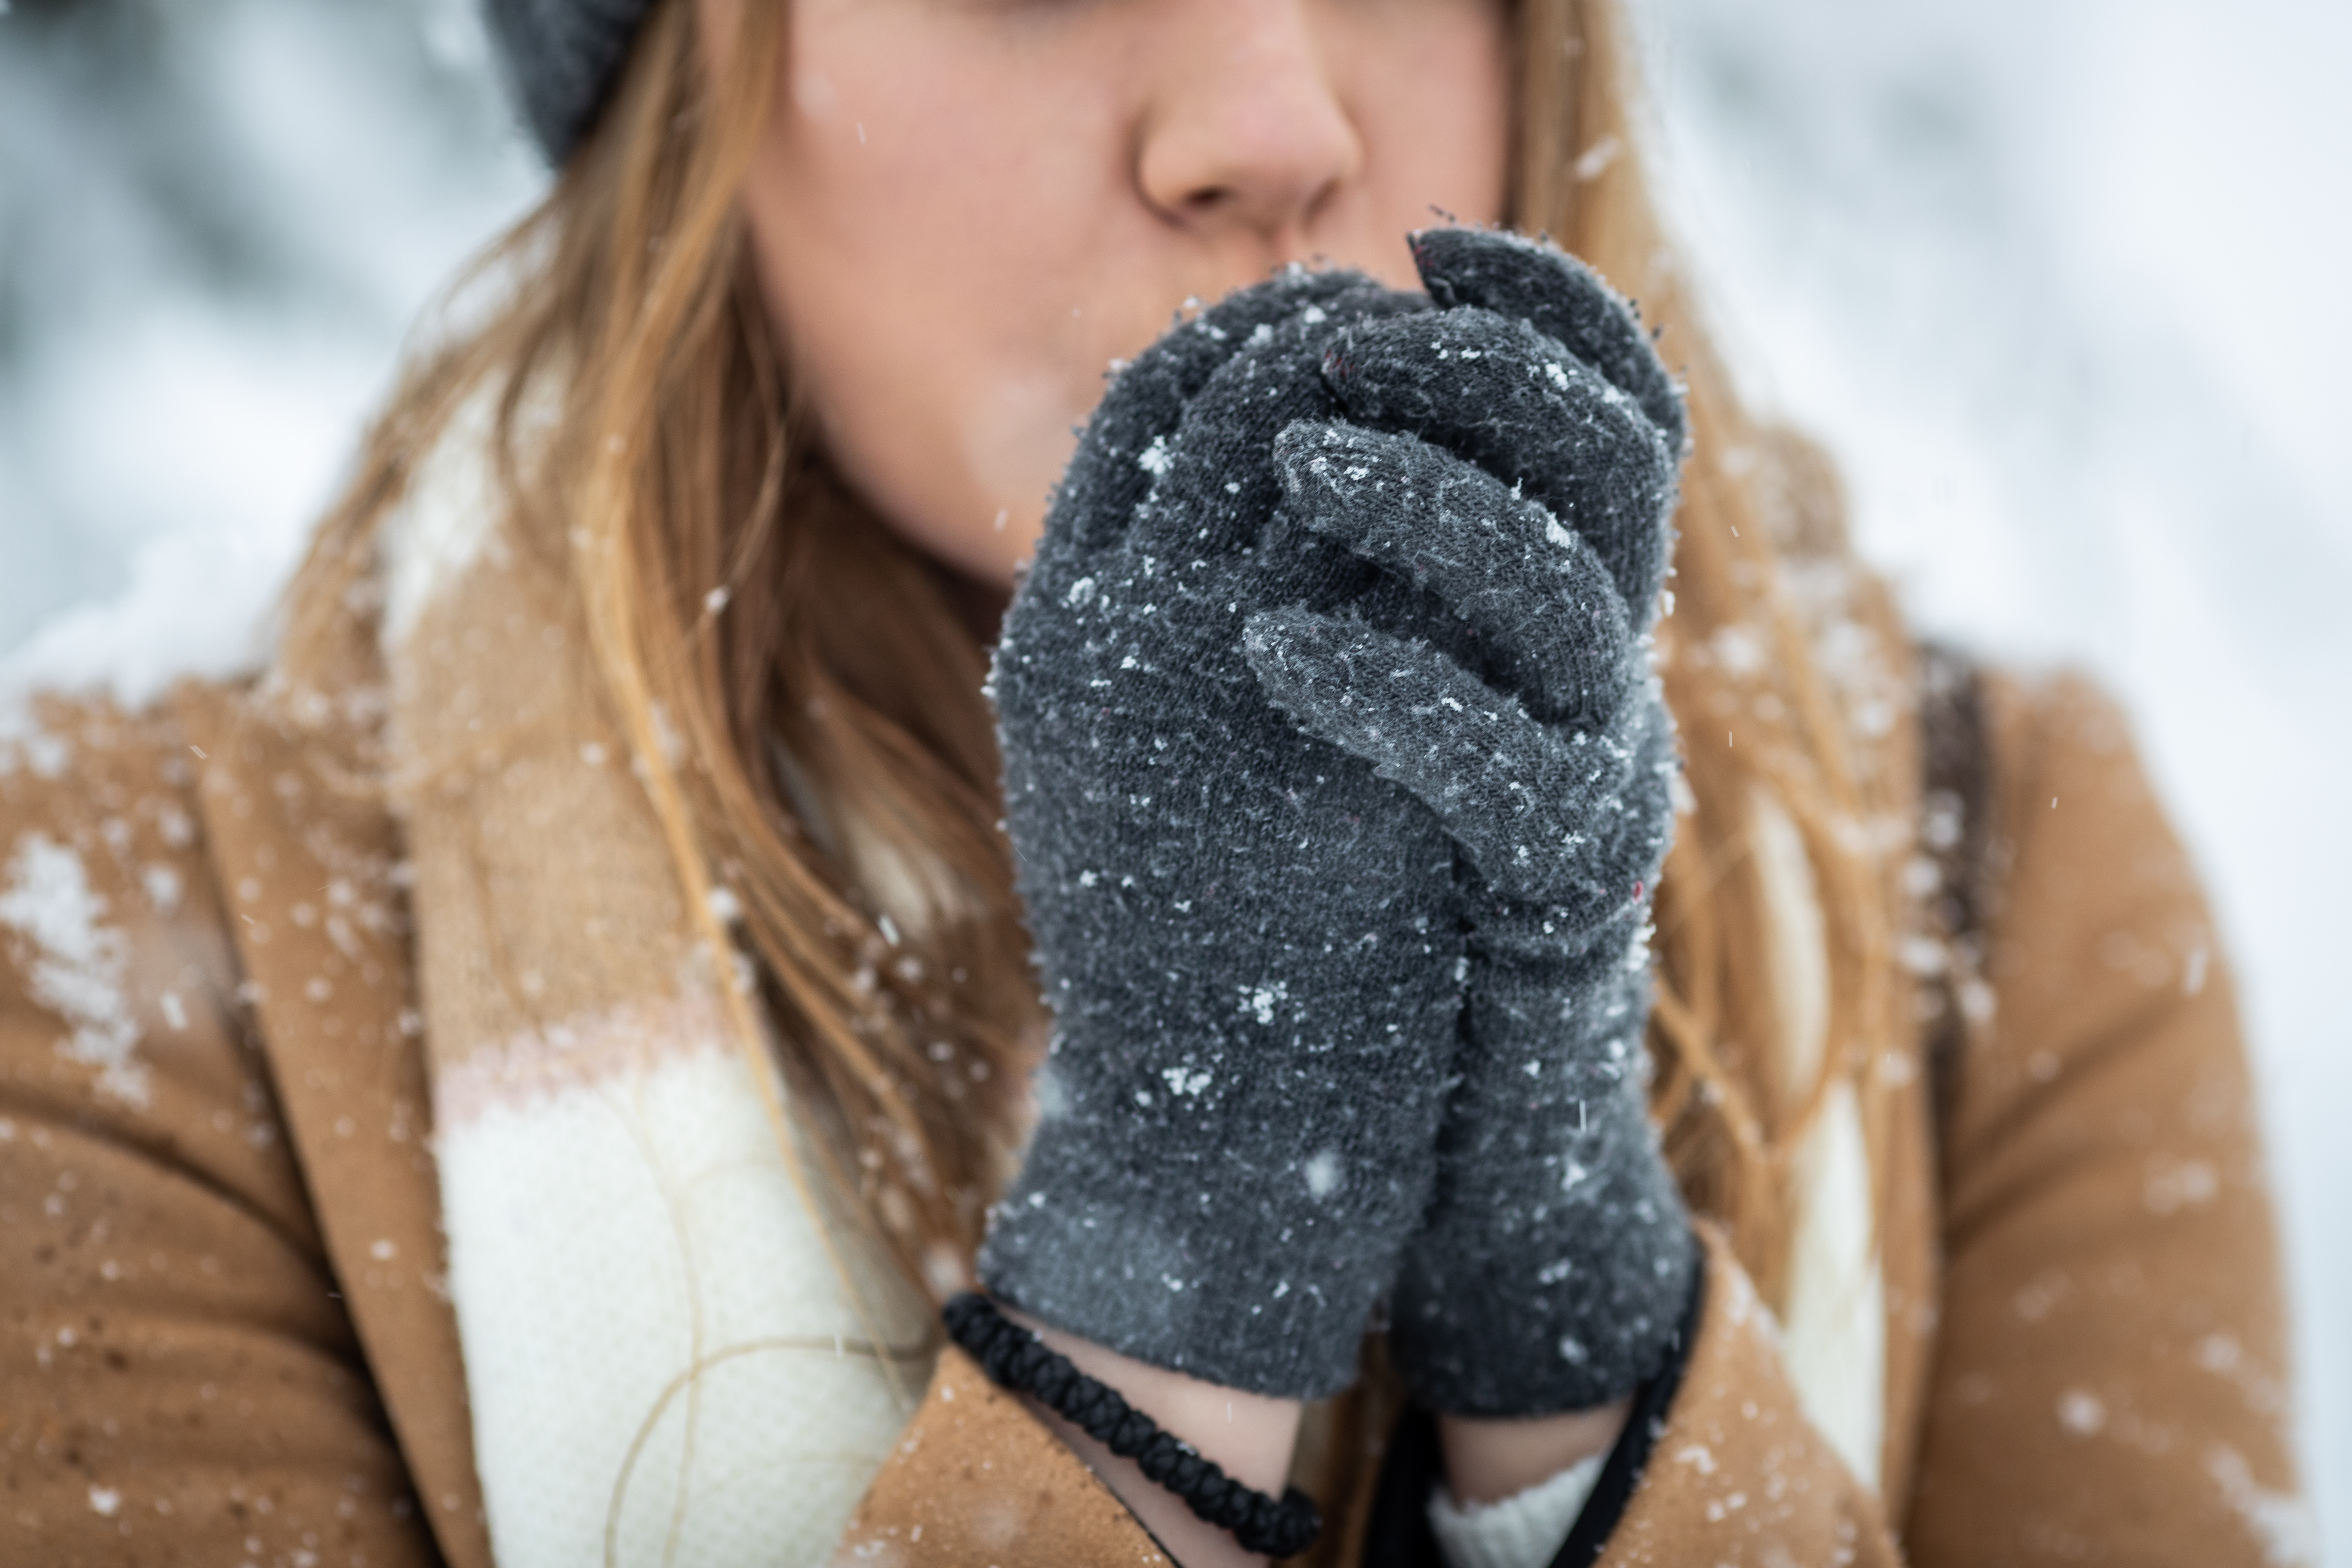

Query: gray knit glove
left=1243, top=229, right=1697, bottom=1417
left=977, top=268, right=1467, bottom=1401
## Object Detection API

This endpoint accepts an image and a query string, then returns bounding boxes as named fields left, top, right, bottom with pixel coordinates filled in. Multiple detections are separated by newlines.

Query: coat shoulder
left=1904, top=664, right=2310, bottom=1565
left=0, top=682, right=259, bottom=1158
left=0, top=680, right=443, bottom=1562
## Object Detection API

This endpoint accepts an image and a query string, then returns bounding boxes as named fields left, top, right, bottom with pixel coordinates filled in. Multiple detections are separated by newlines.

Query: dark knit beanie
left=481, top=0, right=657, bottom=164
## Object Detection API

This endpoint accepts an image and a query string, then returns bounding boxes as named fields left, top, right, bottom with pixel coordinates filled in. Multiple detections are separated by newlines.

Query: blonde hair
left=282, top=0, right=1918, bottom=1312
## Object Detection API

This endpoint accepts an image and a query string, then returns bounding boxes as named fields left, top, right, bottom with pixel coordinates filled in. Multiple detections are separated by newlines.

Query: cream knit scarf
left=376, top=396, right=931, bottom=1568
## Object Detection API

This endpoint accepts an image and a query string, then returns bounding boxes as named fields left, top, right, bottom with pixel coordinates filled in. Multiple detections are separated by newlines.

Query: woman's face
left=717, top=0, right=1512, bottom=587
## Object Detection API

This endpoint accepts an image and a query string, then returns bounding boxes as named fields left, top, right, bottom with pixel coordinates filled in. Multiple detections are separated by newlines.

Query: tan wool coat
left=0, top=652, right=2302, bottom=1566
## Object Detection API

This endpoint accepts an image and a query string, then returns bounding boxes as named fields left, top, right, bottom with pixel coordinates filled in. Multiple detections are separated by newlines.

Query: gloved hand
left=977, top=266, right=1467, bottom=1401
left=1242, top=228, right=1697, bottom=1417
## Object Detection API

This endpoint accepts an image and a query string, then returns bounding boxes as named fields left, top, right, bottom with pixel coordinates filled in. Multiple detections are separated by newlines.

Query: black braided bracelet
left=943, top=1293, right=1322, bottom=1558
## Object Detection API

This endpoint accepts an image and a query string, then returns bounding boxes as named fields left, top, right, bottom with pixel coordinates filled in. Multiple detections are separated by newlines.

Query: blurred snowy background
left=0, top=0, right=2343, bottom=1550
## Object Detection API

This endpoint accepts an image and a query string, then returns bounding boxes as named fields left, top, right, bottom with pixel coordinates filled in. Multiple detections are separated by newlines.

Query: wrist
left=1437, top=1397, right=1632, bottom=1508
left=1004, top=1307, right=1305, bottom=1568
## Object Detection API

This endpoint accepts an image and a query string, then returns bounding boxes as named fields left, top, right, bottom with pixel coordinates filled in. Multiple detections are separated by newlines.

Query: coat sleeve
left=832, top=1343, right=1175, bottom=1563
left=1902, top=672, right=2308, bottom=1565
left=836, top=1223, right=1900, bottom=1568
left=0, top=697, right=440, bottom=1565
left=1573, top=1224, right=1901, bottom=1568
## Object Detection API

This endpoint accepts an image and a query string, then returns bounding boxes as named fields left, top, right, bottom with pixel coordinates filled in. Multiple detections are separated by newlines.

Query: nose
left=1134, top=0, right=1363, bottom=254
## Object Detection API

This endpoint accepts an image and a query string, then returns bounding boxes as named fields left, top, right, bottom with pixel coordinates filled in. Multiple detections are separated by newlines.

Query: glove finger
left=1321, top=309, right=1677, bottom=625
left=1273, top=420, right=1635, bottom=729
left=1053, top=266, right=1376, bottom=554
left=1410, top=226, right=1686, bottom=455
left=1241, top=606, right=1670, bottom=915
left=1126, top=279, right=1421, bottom=561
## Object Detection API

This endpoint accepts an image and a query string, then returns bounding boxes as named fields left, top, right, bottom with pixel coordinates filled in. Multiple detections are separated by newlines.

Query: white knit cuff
left=1426, top=1450, right=1608, bottom=1568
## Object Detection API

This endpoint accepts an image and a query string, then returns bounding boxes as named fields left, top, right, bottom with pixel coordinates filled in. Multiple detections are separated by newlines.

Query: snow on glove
left=978, top=267, right=1471, bottom=1401
left=1243, top=229, right=1697, bottom=1417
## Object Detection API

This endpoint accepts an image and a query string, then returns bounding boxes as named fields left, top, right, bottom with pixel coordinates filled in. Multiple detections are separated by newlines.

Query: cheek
left=1343, top=1, right=1513, bottom=256
left=742, top=18, right=1126, bottom=585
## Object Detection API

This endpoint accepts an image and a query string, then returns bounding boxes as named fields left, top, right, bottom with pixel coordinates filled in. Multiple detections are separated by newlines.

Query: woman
left=0, top=0, right=2305, bottom=1563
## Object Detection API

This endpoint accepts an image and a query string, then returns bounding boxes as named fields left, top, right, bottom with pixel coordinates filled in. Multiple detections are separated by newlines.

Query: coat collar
left=176, top=680, right=492, bottom=1568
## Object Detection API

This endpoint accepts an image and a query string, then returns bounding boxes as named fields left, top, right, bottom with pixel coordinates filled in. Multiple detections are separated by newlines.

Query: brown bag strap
left=1916, top=644, right=1994, bottom=1140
